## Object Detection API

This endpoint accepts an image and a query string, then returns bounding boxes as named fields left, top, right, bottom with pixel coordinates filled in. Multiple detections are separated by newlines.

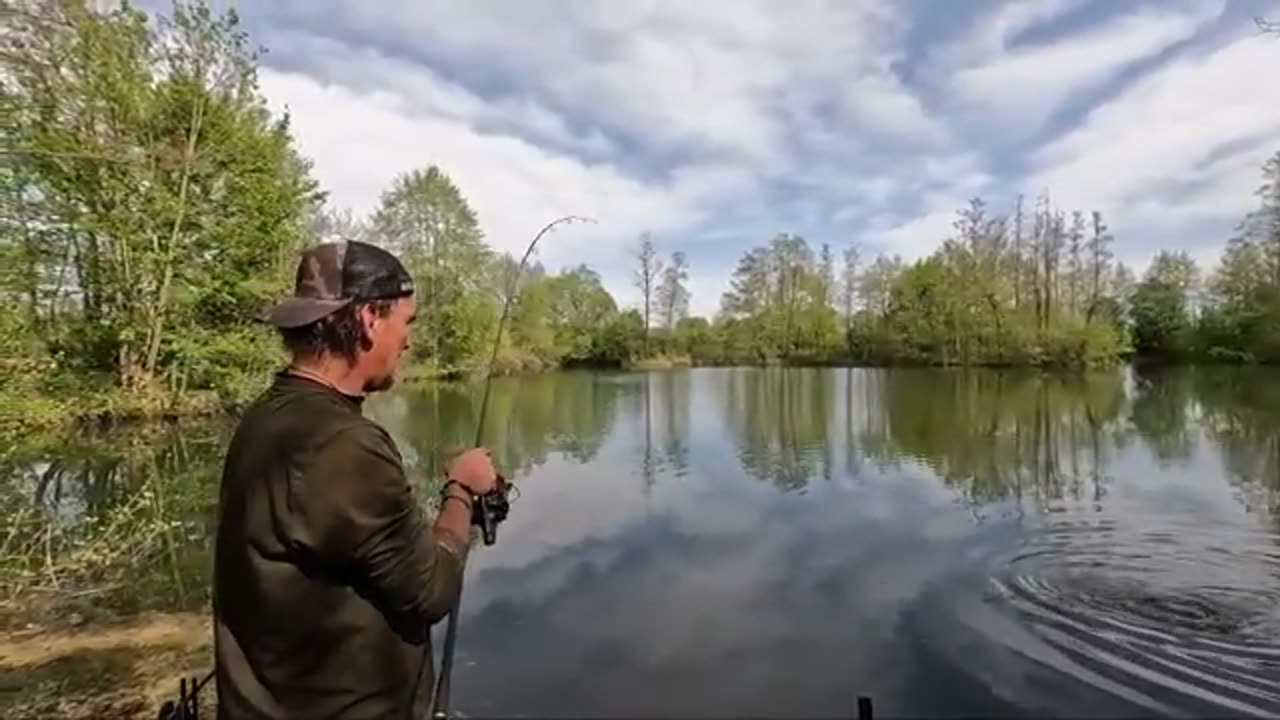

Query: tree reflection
left=865, top=369, right=1126, bottom=511
left=716, top=367, right=1136, bottom=510
left=0, top=425, right=227, bottom=624
left=713, top=364, right=1279, bottom=520
left=379, top=371, right=636, bottom=485
left=1128, top=364, right=1196, bottom=463
left=657, top=370, right=691, bottom=478
left=1192, top=366, right=1280, bottom=516
left=718, top=367, right=835, bottom=492
left=7, top=364, right=1280, bottom=625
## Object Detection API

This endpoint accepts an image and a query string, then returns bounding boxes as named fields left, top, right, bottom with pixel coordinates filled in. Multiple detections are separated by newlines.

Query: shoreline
left=2, top=356, right=1262, bottom=442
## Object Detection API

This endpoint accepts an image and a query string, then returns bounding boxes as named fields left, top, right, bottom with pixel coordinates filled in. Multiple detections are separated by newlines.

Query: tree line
left=3, top=0, right=1280, bottom=430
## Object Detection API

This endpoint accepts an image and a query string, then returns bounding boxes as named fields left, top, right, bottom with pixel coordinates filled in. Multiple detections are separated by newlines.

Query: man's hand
left=445, top=448, right=498, bottom=495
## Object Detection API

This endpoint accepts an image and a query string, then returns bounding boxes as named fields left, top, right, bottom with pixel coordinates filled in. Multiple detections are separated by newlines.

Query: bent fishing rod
left=424, top=214, right=596, bottom=720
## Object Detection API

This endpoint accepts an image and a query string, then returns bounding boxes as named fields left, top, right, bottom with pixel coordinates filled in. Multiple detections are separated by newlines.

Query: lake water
left=5, top=366, right=1280, bottom=717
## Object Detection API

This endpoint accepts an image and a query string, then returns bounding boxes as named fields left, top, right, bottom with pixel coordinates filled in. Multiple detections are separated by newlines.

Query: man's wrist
left=441, top=493, right=472, bottom=513
left=442, top=478, right=474, bottom=498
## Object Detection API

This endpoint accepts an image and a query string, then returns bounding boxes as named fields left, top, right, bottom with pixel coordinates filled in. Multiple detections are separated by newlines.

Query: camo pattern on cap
left=296, top=242, right=347, bottom=300
left=258, top=240, right=412, bottom=328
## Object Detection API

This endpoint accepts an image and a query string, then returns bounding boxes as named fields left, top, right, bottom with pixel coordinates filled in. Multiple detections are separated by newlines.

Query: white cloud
left=251, top=0, right=940, bottom=167
left=946, top=0, right=1225, bottom=135
left=1027, top=31, right=1280, bottom=251
left=258, top=30, right=620, bottom=159
left=229, top=0, right=1279, bottom=310
left=244, top=0, right=963, bottom=315
left=839, top=72, right=951, bottom=148
left=259, top=68, right=754, bottom=272
left=865, top=208, right=961, bottom=263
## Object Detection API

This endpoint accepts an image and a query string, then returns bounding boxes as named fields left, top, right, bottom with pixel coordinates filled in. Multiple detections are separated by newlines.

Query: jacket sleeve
left=298, top=421, right=468, bottom=624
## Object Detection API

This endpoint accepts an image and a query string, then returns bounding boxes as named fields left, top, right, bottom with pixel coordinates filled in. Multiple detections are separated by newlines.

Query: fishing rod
left=425, top=214, right=596, bottom=720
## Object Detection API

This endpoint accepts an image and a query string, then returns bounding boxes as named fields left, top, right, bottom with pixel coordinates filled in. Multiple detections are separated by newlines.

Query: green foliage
left=1188, top=150, right=1280, bottom=363
left=371, top=165, right=492, bottom=371
left=709, top=196, right=1130, bottom=368
left=1130, top=277, right=1192, bottom=358
left=2, top=0, right=319, bottom=406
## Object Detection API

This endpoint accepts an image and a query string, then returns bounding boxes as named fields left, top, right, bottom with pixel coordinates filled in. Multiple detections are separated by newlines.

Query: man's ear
left=358, top=302, right=380, bottom=339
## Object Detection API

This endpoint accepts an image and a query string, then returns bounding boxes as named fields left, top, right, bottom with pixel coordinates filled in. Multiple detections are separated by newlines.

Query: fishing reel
left=443, top=473, right=516, bottom=546
left=472, top=474, right=513, bottom=546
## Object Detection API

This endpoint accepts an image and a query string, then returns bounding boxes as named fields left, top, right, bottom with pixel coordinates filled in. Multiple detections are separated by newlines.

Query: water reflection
left=718, top=367, right=836, bottom=492
left=367, top=370, right=637, bottom=486
left=0, top=425, right=227, bottom=625
left=3, top=367, right=1280, bottom=715
left=449, top=367, right=1280, bottom=717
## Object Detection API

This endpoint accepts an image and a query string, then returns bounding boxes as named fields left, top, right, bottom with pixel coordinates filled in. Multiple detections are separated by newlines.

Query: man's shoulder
left=230, top=378, right=396, bottom=457
left=324, top=415, right=400, bottom=459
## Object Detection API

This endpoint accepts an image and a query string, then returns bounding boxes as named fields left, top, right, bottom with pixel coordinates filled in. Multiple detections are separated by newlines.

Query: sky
left=168, top=0, right=1280, bottom=317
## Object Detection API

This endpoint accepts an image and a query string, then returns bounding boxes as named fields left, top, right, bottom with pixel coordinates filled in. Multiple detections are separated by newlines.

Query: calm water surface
left=6, top=366, right=1280, bottom=717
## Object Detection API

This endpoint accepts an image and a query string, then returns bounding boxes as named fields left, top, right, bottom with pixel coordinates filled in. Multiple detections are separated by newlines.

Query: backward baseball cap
left=258, top=240, right=415, bottom=328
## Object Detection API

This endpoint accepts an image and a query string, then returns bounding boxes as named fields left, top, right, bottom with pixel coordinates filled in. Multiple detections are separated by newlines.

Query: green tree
left=370, top=165, right=493, bottom=372
left=1130, top=251, right=1198, bottom=358
left=2, top=0, right=321, bottom=391
left=547, top=265, right=618, bottom=363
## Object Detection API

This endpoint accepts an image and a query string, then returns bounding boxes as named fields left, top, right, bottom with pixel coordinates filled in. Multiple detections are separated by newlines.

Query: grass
left=0, top=612, right=213, bottom=720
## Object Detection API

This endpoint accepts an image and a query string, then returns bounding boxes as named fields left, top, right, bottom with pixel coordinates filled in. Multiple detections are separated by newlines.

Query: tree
left=656, top=251, right=690, bottom=332
left=2, top=0, right=322, bottom=389
left=720, top=246, right=771, bottom=318
left=632, top=233, right=664, bottom=356
left=1129, top=251, right=1199, bottom=357
left=839, top=244, right=860, bottom=355
left=860, top=254, right=902, bottom=320
left=1066, top=210, right=1085, bottom=317
left=1240, top=151, right=1280, bottom=286
left=370, top=165, right=492, bottom=371
left=547, top=265, right=618, bottom=362
left=1085, top=211, right=1114, bottom=323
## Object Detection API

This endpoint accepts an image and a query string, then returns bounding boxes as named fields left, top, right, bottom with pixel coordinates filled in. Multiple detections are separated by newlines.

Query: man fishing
left=211, top=239, right=498, bottom=719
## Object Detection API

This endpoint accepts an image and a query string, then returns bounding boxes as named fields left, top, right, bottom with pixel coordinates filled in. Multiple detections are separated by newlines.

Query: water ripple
left=987, top=516, right=1280, bottom=717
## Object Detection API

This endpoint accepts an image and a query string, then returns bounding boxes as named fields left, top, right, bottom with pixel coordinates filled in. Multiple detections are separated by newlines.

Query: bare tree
left=633, top=233, right=664, bottom=356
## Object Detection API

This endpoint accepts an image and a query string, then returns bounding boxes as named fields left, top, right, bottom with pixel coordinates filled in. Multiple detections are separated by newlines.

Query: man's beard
left=364, top=372, right=396, bottom=393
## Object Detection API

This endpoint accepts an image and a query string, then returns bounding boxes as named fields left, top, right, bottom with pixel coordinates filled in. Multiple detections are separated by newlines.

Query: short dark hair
left=278, top=298, right=397, bottom=364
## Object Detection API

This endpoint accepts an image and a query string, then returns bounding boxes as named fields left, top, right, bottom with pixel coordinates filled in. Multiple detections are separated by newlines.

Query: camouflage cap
left=258, top=240, right=414, bottom=328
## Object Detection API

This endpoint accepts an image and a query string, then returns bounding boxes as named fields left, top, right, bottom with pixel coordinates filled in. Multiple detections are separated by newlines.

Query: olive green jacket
left=212, top=372, right=468, bottom=718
